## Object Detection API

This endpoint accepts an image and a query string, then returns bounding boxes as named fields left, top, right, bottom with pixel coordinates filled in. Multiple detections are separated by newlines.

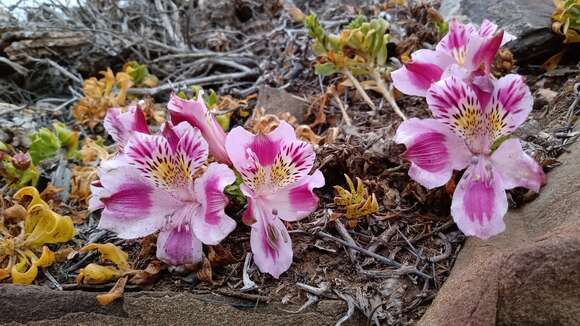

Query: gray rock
left=0, top=284, right=362, bottom=325
left=257, top=86, right=308, bottom=122
left=439, top=0, right=562, bottom=64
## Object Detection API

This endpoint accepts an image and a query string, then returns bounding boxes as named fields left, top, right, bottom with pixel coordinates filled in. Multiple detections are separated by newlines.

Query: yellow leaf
left=35, top=246, right=55, bottom=267
left=77, top=263, right=123, bottom=284
left=24, top=204, right=75, bottom=248
left=14, top=186, right=48, bottom=211
left=96, top=276, right=128, bottom=305
left=11, top=258, right=38, bottom=285
left=80, top=243, right=130, bottom=270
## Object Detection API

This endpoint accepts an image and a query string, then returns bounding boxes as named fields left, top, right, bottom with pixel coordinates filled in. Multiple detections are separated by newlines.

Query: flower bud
left=11, top=152, right=31, bottom=170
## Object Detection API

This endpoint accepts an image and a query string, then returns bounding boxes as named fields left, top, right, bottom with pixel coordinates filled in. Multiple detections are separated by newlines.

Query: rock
left=419, top=139, right=580, bottom=326
left=0, top=284, right=361, bottom=325
left=533, top=88, right=558, bottom=110
left=439, top=0, right=563, bottom=64
left=257, top=86, right=308, bottom=123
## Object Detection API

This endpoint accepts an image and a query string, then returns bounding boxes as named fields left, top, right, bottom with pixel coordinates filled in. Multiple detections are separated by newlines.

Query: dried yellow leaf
left=11, top=258, right=38, bottom=285
left=24, top=204, right=75, bottom=248
left=35, top=246, right=55, bottom=267
left=77, top=263, right=123, bottom=284
left=334, top=174, right=379, bottom=228
left=70, top=166, right=98, bottom=205
left=80, top=243, right=130, bottom=270
left=1, top=187, right=75, bottom=284
left=79, top=138, right=109, bottom=164
left=14, top=186, right=48, bottom=211
left=4, top=204, right=27, bottom=221
left=96, top=276, right=128, bottom=305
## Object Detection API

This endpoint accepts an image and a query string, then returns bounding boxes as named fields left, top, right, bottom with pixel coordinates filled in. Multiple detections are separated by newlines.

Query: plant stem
left=371, top=70, right=407, bottom=120
left=342, top=69, right=377, bottom=111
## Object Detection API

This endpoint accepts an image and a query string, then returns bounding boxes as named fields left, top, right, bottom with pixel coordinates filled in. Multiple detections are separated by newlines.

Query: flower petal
left=168, top=93, right=230, bottom=164
left=477, top=19, right=498, bottom=37
left=396, top=118, right=471, bottom=189
left=487, top=74, right=533, bottom=136
left=226, top=121, right=295, bottom=170
left=264, top=170, right=324, bottom=222
left=391, top=49, right=453, bottom=97
left=491, top=138, right=545, bottom=192
left=104, top=106, right=149, bottom=149
left=156, top=224, right=203, bottom=266
left=466, top=31, right=503, bottom=73
left=125, top=127, right=208, bottom=191
left=437, top=20, right=476, bottom=64
left=95, top=164, right=179, bottom=239
left=451, top=157, right=507, bottom=239
left=192, top=163, right=237, bottom=245
left=270, top=140, right=315, bottom=188
left=250, top=212, right=293, bottom=279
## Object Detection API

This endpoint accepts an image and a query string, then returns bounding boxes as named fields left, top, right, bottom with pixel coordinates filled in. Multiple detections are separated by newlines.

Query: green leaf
left=125, top=61, right=149, bottom=85
left=53, top=122, right=73, bottom=146
left=314, top=63, right=338, bottom=76
left=224, top=173, right=247, bottom=206
left=216, top=112, right=232, bottom=131
left=29, top=128, right=61, bottom=165
left=176, top=91, right=188, bottom=100
left=346, top=15, right=367, bottom=29
left=0, top=141, right=7, bottom=152
left=204, top=89, right=218, bottom=109
left=52, top=122, right=78, bottom=160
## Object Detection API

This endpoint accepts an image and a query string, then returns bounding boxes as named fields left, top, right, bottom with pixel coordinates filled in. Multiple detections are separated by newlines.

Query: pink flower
left=103, top=106, right=150, bottom=151
left=168, top=93, right=231, bottom=164
left=225, top=122, right=325, bottom=278
left=90, top=121, right=237, bottom=266
left=392, top=19, right=515, bottom=99
left=395, top=75, right=545, bottom=239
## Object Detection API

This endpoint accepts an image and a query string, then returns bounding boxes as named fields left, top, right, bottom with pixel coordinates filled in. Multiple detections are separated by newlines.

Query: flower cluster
left=90, top=93, right=324, bottom=278
left=392, top=20, right=545, bottom=239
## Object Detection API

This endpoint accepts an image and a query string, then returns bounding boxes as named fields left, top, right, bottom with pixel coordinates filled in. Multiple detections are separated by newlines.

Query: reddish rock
left=419, top=140, right=580, bottom=326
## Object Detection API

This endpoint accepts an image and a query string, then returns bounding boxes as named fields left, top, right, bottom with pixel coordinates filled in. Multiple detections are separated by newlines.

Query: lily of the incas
left=168, top=93, right=231, bottom=164
left=395, top=75, right=545, bottom=239
left=225, top=122, right=324, bottom=278
left=392, top=19, right=516, bottom=100
left=90, top=117, right=236, bottom=266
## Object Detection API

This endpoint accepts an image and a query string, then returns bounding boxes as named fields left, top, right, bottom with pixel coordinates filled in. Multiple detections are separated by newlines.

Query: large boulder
left=419, top=139, right=580, bottom=325
left=439, top=0, right=562, bottom=64
left=0, top=284, right=357, bottom=325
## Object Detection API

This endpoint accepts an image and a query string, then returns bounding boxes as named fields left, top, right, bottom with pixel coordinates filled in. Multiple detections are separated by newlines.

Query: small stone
left=534, top=88, right=558, bottom=110
left=256, top=86, right=308, bottom=123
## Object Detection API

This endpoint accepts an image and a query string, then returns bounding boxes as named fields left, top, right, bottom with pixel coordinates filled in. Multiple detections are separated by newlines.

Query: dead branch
left=318, top=231, right=431, bottom=279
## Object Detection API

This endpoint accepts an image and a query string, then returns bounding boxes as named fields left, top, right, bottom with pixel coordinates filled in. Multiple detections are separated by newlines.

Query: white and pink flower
left=391, top=19, right=515, bottom=99
left=90, top=112, right=236, bottom=266
left=395, top=75, right=545, bottom=239
left=225, top=122, right=325, bottom=278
